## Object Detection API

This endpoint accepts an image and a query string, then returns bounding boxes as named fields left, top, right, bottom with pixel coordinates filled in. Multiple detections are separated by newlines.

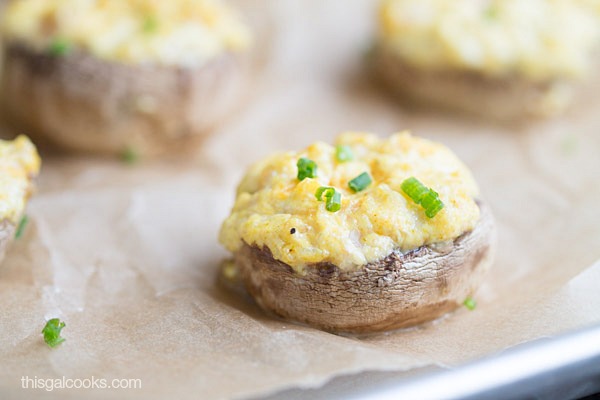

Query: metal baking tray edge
left=263, top=323, right=600, bottom=400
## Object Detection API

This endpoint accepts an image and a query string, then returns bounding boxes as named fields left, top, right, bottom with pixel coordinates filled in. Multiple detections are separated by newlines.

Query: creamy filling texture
left=0, top=135, right=41, bottom=224
left=219, top=132, right=480, bottom=272
left=379, top=0, right=600, bottom=81
left=2, top=0, right=251, bottom=67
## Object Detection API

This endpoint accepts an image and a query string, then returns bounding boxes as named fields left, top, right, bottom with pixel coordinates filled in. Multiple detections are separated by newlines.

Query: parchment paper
left=1, top=1, right=600, bottom=399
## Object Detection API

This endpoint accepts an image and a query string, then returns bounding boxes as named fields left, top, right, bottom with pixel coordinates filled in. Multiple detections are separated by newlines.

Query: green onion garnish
left=561, top=134, right=578, bottom=155
left=15, top=215, right=28, bottom=239
left=335, top=145, right=353, bottom=162
left=484, top=5, right=498, bottom=20
left=401, top=177, right=429, bottom=200
left=327, top=191, right=341, bottom=212
left=400, top=177, right=444, bottom=218
left=463, top=297, right=477, bottom=311
left=297, top=158, right=317, bottom=181
left=48, top=38, right=71, bottom=56
left=120, top=146, right=139, bottom=165
left=142, top=15, right=159, bottom=33
left=348, top=172, right=372, bottom=193
left=420, top=190, right=445, bottom=218
left=315, top=186, right=333, bottom=201
left=316, top=186, right=342, bottom=212
left=42, top=318, right=66, bottom=348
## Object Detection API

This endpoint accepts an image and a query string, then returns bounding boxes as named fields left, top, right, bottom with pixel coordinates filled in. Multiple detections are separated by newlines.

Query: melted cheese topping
left=379, top=0, right=600, bottom=81
left=219, top=132, right=480, bottom=272
left=2, top=0, right=251, bottom=67
left=0, top=135, right=41, bottom=224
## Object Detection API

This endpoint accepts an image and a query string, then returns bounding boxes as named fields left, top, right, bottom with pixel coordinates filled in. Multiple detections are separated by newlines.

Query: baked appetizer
left=219, top=132, right=495, bottom=333
left=374, top=0, right=600, bottom=120
left=0, top=135, right=40, bottom=263
left=1, top=0, right=251, bottom=156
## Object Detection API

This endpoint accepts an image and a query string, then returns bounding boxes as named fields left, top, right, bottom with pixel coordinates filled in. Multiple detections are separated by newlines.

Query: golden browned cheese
left=1, top=0, right=251, bottom=67
left=0, top=135, right=41, bottom=223
left=379, top=0, right=600, bottom=81
left=220, top=132, right=480, bottom=273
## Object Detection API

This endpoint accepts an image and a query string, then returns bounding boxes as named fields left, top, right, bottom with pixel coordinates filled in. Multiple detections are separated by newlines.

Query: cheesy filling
left=219, top=132, right=480, bottom=272
left=0, top=135, right=41, bottom=224
left=379, top=0, right=600, bottom=81
left=2, top=0, right=251, bottom=67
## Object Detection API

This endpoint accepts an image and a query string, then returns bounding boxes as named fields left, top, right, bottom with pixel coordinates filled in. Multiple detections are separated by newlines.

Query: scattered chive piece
left=348, top=172, right=372, bottom=193
left=41, top=318, right=66, bottom=348
left=463, top=297, right=477, bottom=311
left=400, top=177, right=444, bottom=218
left=142, top=15, right=159, bottom=33
left=335, top=145, right=353, bottom=162
left=326, top=190, right=342, bottom=212
left=315, top=186, right=342, bottom=212
left=420, top=189, right=444, bottom=218
left=297, top=158, right=317, bottom=181
left=15, top=215, right=29, bottom=239
left=561, top=134, right=578, bottom=155
left=401, top=177, right=429, bottom=201
left=484, top=5, right=498, bottom=20
left=120, top=146, right=139, bottom=165
left=315, top=186, right=334, bottom=201
left=48, top=38, right=71, bottom=56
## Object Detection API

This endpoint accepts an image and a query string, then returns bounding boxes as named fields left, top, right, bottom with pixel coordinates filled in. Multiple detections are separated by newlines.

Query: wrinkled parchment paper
left=1, top=1, right=600, bottom=399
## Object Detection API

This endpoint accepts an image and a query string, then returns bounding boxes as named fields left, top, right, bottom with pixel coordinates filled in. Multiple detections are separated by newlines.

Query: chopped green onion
left=335, top=145, right=353, bottom=162
left=120, top=146, right=139, bottom=165
left=401, top=177, right=429, bottom=201
left=15, top=215, right=28, bottom=239
left=561, top=134, right=578, bottom=155
left=297, top=158, right=317, bottom=181
left=400, top=177, right=444, bottom=218
left=463, top=297, right=477, bottom=311
left=484, top=5, right=498, bottom=20
left=348, top=172, right=372, bottom=193
left=48, top=38, right=71, bottom=56
left=420, top=189, right=444, bottom=218
left=315, top=186, right=334, bottom=201
left=327, top=190, right=341, bottom=212
left=142, top=15, right=159, bottom=33
left=42, top=318, right=66, bottom=348
left=315, top=186, right=342, bottom=212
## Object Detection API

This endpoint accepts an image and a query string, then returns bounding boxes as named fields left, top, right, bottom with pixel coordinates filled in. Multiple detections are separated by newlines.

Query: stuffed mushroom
left=0, top=0, right=252, bottom=156
left=0, top=135, right=40, bottom=263
left=374, top=0, right=600, bottom=120
left=219, top=132, right=496, bottom=333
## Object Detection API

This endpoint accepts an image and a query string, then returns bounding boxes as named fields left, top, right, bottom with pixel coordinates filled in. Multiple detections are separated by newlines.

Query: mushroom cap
left=234, top=201, right=495, bottom=333
left=1, top=43, right=247, bottom=156
left=372, top=45, right=573, bottom=121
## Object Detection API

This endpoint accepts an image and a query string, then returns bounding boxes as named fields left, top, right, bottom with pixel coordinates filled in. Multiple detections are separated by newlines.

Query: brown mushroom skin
left=371, top=45, right=573, bottom=121
left=0, top=42, right=247, bottom=156
left=234, top=201, right=495, bottom=334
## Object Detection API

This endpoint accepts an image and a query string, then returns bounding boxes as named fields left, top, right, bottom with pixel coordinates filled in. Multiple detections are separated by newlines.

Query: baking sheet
left=263, top=319, right=600, bottom=400
left=1, top=0, right=600, bottom=399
